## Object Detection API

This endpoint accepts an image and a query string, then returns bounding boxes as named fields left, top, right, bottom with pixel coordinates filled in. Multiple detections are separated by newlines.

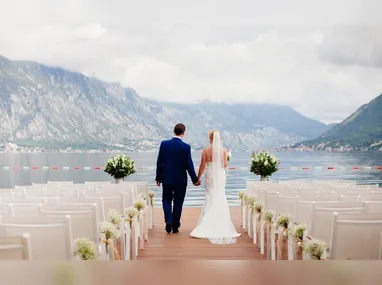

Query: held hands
left=194, top=179, right=201, bottom=186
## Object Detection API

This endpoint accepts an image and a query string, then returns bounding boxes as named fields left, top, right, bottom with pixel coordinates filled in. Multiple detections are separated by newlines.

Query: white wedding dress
left=190, top=132, right=241, bottom=244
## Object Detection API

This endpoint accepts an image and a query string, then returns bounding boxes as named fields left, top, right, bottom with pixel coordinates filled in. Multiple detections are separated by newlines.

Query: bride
left=190, top=130, right=241, bottom=244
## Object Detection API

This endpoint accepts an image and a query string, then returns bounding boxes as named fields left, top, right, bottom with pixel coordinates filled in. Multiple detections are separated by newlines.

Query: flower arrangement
left=250, top=151, right=280, bottom=179
left=238, top=191, right=245, bottom=201
left=305, top=239, right=327, bottom=260
left=242, top=193, right=249, bottom=205
left=263, top=209, right=275, bottom=223
left=291, top=224, right=306, bottom=244
left=107, top=209, right=123, bottom=229
left=73, top=237, right=98, bottom=260
left=104, top=154, right=136, bottom=181
left=253, top=201, right=264, bottom=214
left=276, top=214, right=291, bottom=229
left=100, top=221, right=120, bottom=240
left=100, top=221, right=120, bottom=260
left=148, top=191, right=155, bottom=207
left=125, top=207, right=139, bottom=227
left=134, top=199, right=146, bottom=212
left=227, top=151, right=232, bottom=162
left=246, top=196, right=256, bottom=207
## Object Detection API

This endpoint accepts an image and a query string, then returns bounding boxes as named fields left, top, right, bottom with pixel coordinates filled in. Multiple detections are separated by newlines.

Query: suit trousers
left=162, top=184, right=187, bottom=229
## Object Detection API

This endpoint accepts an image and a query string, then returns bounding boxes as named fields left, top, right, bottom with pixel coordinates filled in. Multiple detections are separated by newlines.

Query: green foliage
left=104, top=154, right=136, bottom=179
left=250, top=151, right=280, bottom=177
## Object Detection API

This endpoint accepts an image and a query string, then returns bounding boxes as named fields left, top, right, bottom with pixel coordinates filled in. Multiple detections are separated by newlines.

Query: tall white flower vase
left=277, top=227, right=283, bottom=260
left=302, top=230, right=308, bottom=260
left=134, top=217, right=140, bottom=258
left=124, top=220, right=136, bottom=260
left=287, top=224, right=293, bottom=260
left=148, top=201, right=155, bottom=229
left=103, top=239, right=114, bottom=261
left=142, top=206, right=148, bottom=241
left=247, top=208, right=252, bottom=238
left=139, top=212, right=145, bottom=249
left=253, top=213, right=259, bottom=244
left=271, top=223, right=276, bottom=260
left=243, top=204, right=247, bottom=231
left=118, top=222, right=125, bottom=260
left=240, top=200, right=243, bottom=227
left=116, top=178, right=124, bottom=184
left=260, top=220, right=265, bottom=255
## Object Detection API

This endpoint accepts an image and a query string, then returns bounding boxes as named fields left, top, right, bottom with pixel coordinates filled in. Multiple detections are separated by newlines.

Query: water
left=0, top=152, right=381, bottom=207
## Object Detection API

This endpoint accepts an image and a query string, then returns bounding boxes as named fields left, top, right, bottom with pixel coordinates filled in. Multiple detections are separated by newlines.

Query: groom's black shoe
left=165, top=223, right=172, bottom=233
left=172, top=227, right=179, bottom=234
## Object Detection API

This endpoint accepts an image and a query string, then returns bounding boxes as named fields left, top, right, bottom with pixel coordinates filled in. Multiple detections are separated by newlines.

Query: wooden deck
left=138, top=206, right=266, bottom=260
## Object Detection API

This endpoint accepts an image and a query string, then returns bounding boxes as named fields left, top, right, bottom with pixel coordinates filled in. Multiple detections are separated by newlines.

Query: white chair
left=0, top=198, right=45, bottom=204
left=295, top=201, right=364, bottom=229
left=365, top=201, right=382, bottom=213
left=265, top=192, right=279, bottom=211
left=7, top=203, right=43, bottom=217
left=0, top=216, right=72, bottom=260
left=58, top=199, right=104, bottom=222
left=0, top=233, right=31, bottom=260
left=47, top=181, right=73, bottom=184
left=329, top=213, right=382, bottom=260
left=310, top=207, right=366, bottom=244
left=277, top=195, right=298, bottom=218
left=39, top=208, right=99, bottom=243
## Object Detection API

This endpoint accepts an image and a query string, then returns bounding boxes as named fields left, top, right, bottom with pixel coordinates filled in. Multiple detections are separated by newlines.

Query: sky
left=1, top=0, right=382, bottom=124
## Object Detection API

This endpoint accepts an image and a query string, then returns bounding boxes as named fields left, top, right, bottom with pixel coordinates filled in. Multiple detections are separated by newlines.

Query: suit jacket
left=155, top=137, right=198, bottom=186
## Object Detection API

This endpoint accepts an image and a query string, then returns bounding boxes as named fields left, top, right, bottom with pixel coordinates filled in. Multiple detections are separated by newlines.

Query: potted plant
left=104, top=154, right=136, bottom=183
left=250, top=151, right=280, bottom=181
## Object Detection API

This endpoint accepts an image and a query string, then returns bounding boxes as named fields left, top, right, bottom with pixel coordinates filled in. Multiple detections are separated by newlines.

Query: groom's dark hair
left=174, top=123, right=186, bottom=136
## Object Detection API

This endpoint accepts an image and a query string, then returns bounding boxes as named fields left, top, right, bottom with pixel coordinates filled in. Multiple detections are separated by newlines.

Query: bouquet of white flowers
left=73, top=237, right=98, bottom=260
left=100, top=221, right=120, bottom=240
left=148, top=191, right=155, bottom=207
left=104, top=154, right=136, bottom=181
left=305, top=239, right=327, bottom=260
left=276, top=214, right=291, bottom=229
left=250, top=151, right=280, bottom=179
left=134, top=199, right=146, bottom=212
left=253, top=201, right=264, bottom=214
left=263, top=209, right=275, bottom=223
left=107, top=209, right=123, bottom=229
left=227, top=150, right=232, bottom=162
left=291, top=224, right=306, bottom=244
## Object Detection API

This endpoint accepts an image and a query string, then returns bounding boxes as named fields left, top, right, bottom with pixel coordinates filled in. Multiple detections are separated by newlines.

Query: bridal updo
left=209, top=130, right=217, bottom=143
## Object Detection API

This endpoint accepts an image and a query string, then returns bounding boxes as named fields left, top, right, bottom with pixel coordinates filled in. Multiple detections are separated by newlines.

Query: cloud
left=0, top=0, right=382, bottom=123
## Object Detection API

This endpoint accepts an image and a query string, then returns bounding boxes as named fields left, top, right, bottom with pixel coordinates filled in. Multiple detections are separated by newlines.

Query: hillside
left=0, top=55, right=329, bottom=151
left=289, top=93, right=382, bottom=151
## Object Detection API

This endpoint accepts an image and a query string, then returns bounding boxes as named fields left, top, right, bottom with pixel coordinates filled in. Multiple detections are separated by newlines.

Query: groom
left=155, top=123, right=200, bottom=234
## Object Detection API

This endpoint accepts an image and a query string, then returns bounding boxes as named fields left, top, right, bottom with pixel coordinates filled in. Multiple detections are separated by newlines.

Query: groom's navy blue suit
left=155, top=137, right=198, bottom=230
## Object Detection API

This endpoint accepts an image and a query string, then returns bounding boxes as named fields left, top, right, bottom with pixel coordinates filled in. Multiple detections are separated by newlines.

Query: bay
left=0, top=152, right=381, bottom=207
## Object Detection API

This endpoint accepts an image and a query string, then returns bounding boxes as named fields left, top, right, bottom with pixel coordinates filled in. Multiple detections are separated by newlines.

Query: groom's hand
left=194, top=180, right=200, bottom=186
left=156, top=181, right=161, bottom=187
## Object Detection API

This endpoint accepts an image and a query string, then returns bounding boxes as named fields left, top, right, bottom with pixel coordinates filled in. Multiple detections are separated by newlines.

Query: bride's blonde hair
left=209, top=129, right=217, bottom=143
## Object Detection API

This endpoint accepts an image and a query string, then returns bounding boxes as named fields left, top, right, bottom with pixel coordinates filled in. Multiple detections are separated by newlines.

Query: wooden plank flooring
left=138, top=206, right=266, bottom=260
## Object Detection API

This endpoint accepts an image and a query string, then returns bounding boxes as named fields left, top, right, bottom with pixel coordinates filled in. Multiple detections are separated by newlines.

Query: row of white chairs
left=0, top=181, right=153, bottom=261
left=243, top=179, right=382, bottom=260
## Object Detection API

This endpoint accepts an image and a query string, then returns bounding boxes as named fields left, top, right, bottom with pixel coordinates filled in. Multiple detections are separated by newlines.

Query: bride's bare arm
left=197, top=149, right=207, bottom=181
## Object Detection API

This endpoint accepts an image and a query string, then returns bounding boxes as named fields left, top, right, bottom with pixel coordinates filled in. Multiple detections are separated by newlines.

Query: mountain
left=289, top=94, right=382, bottom=151
left=0, top=55, right=329, bottom=151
